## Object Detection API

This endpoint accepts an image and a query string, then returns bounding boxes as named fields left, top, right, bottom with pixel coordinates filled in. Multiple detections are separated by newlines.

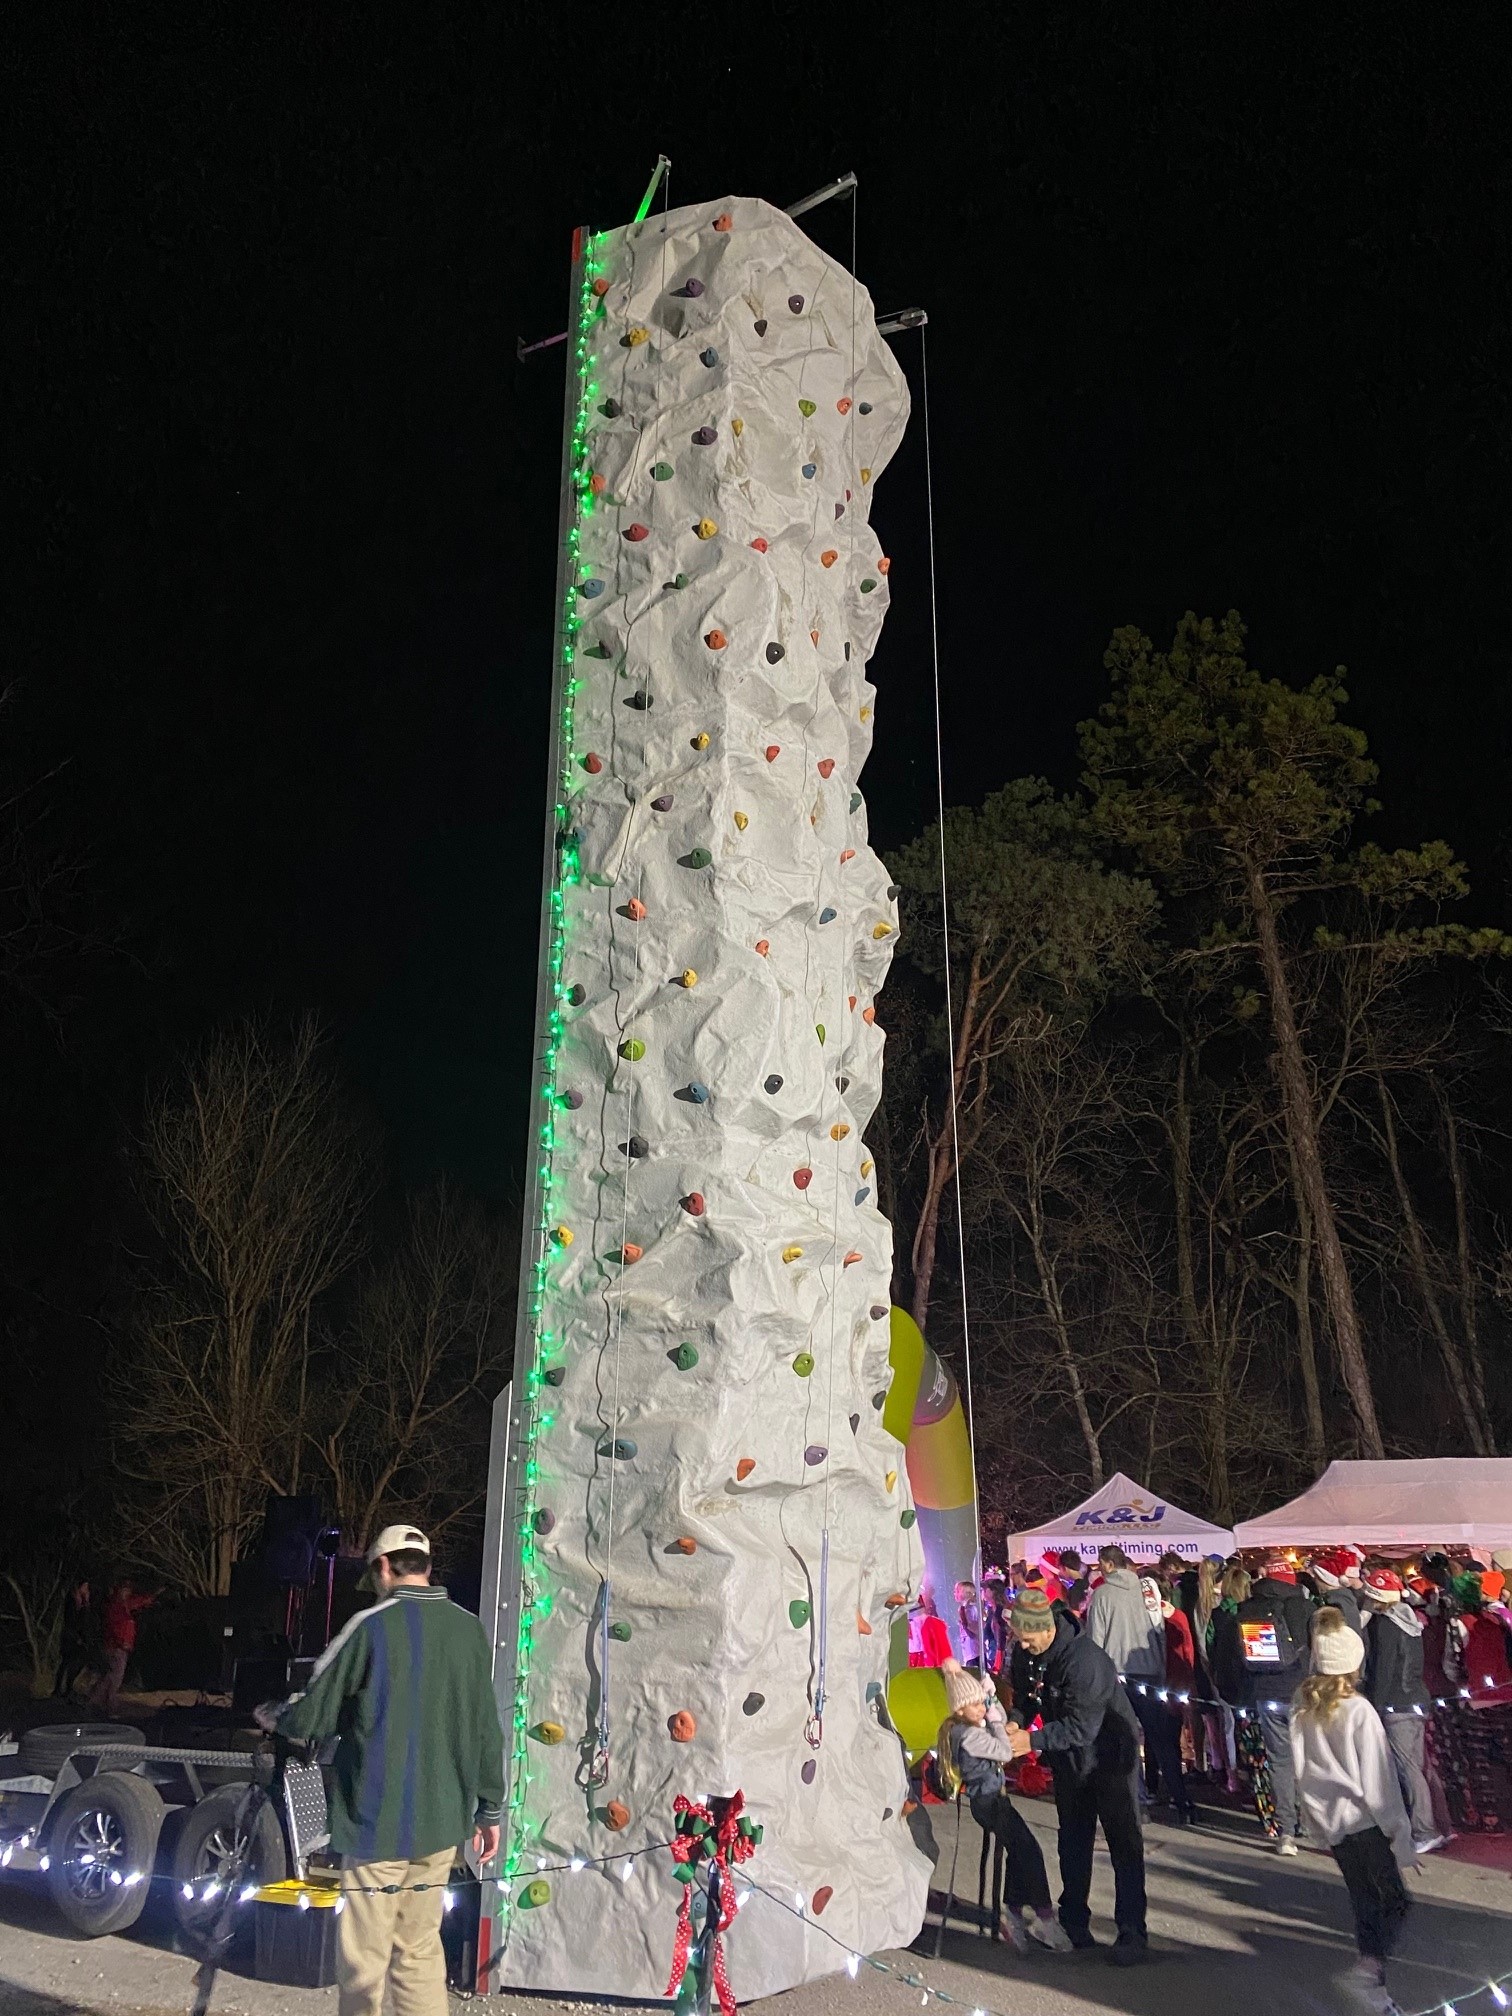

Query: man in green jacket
left=258, top=1523, right=505, bottom=2016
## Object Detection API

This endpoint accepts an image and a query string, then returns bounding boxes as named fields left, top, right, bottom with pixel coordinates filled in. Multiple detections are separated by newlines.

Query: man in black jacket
left=1362, top=1567, right=1443, bottom=1852
left=1237, top=1556, right=1315, bottom=1852
left=1002, top=1587, right=1149, bottom=1965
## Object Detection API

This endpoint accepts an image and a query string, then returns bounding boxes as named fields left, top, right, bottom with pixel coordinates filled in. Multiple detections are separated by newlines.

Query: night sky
left=13, top=6, right=1511, bottom=1210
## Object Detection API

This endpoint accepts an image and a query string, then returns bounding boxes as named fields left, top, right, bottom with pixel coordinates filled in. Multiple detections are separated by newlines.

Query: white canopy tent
left=1233, top=1458, right=1512, bottom=1550
left=1011, top=1470, right=1236, bottom=1565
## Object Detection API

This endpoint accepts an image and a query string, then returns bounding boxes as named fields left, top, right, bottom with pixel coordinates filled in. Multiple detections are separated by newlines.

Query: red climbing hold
left=764, top=745, right=780, bottom=762
left=813, top=1886, right=833, bottom=1915
left=810, top=629, right=820, bottom=645
left=793, top=1167, right=813, bottom=1190
left=673, top=1535, right=697, bottom=1556
left=736, top=1457, right=756, bottom=1480
left=682, top=1192, right=706, bottom=1216
left=624, top=523, right=650, bottom=542
left=878, top=556, right=891, bottom=574
left=705, top=629, right=727, bottom=650
left=817, top=758, right=836, bottom=778
left=837, top=397, right=852, bottom=414
left=583, top=752, right=604, bottom=774
left=591, top=277, right=610, bottom=297
left=848, top=994, right=858, bottom=1010
left=750, top=537, right=768, bottom=553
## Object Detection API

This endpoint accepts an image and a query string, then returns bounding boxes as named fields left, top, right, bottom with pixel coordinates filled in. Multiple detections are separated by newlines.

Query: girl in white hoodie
left=1291, top=1624, right=1415, bottom=2015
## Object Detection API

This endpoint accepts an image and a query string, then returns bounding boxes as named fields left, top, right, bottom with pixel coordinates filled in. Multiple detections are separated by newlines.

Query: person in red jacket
left=90, top=1579, right=155, bottom=1717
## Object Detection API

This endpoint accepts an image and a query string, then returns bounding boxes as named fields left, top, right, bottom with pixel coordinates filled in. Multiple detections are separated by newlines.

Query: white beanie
left=1312, top=1625, right=1366, bottom=1676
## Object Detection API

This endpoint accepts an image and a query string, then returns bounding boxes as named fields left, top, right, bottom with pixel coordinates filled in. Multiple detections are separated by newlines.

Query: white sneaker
left=1024, top=1911, right=1074, bottom=1952
left=998, top=1914, right=1030, bottom=1954
left=1412, top=1833, right=1447, bottom=1856
left=1275, top=1837, right=1299, bottom=1856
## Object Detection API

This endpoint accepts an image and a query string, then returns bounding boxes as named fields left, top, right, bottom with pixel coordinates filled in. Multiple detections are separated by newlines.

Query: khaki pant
left=338, top=1847, right=455, bottom=2016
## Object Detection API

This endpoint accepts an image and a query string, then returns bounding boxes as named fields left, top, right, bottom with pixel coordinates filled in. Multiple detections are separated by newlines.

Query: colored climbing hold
left=839, top=847, right=855, bottom=863
left=669, top=1708, right=698, bottom=1741
left=801, top=1759, right=817, bottom=1785
left=885, top=1469, right=897, bottom=1492
left=859, top=705, right=872, bottom=722
left=884, top=1591, right=908, bottom=1610
left=673, top=1535, right=697, bottom=1555
left=584, top=641, right=611, bottom=660
left=544, top=1366, right=566, bottom=1387
left=692, top=425, right=717, bottom=445
left=862, top=1005, right=877, bottom=1024
left=704, top=629, right=727, bottom=650
left=599, top=398, right=622, bottom=418
left=625, top=897, right=647, bottom=921
left=798, top=398, right=816, bottom=418
left=678, top=277, right=705, bottom=298
left=619, top=1038, right=645, bottom=1061
left=678, top=968, right=698, bottom=988
left=534, top=1507, right=556, bottom=1534
left=731, top=416, right=744, bottom=436
left=860, top=468, right=872, bottom=484
left=624, top=523, right=650, bottom=542
left=754, top=938, right=769, bottom=956
left=674, top=572, right=689, bottom=588
left=835, top=503, right=846, bottom=520
left=765, top=641, right=785, bottom=664
left=849, top=789, right=863, bottom=811
left=695, top=518, right=718, bottom=540
left=651, top=461, right=674, bottom=481
left=820, top=549, right=839, bottom=568
left=743, top=1692, right=765, bottom=1714
left=736, top=1457, right=756, bottom=1480
left=843, top=1250, right=863, bottom=1267
left=801, top=462, right=816, bottom=479
left=567, top=983, right=587, bottom=1006
left=816, top=1023, right=826, bottom=1043
left=733, top=810, right=748, bottom=830
left=686, top=847, right=713, bottom=868
left=691, top=731, right=710, bottom=749
left=522, top=1879, right=552, bottom=1908
left=588, top=472, right=607, bottom=496
left=789, top=1599, right=811, bottom=1628
left=750, top=536, right=768, bottom=553
left=819, top=906, right=836, bottom=924
left=848, top=995, right=857, bottom=1010
left=580, top=579, right=605, bottom=598
left=813, top=1887, right=833, bottom=1914
left=860, top=1157, right=873, bottom=1176
left=854, top=1187, right=870, bottom=1206
left=764, top=1073, right=783, bottom=1093
left=651, top=793, right=674, bottom=811
left=837, top=397, right=852, bottom=415
left=788, top=294, right=804, bottom=313
left=859, top=400, right=873, bottom=414
left=686, top=1081, right=710, bottom=1103
left=901, top=1508, right=917, bottom=1529
left=616, top=1241, right=642, bottom=1265
left=671, top=1342, right=700, bottom=1369
left=531, top=1721, right=565, bottom=1745
left=700, top=347, right=719, bottom=367
left=810, top=628, right=820, bottom=645
left=713, top=213, right=733, bottom=231
left=793, top=1167, right=813, bottom=1190
left=817, top=757, right=835, bottom=777
left=681, top=1193, right=705, bottom=1218
left=872, top=921, right=893, bottom=939
left=626, top=326, right=650, bottom=346
left=830, top=1122, right=851, bottom=1140
left=792, top=1350, right=814, bottom=1374
left=583, top=752, right=604, bottom=773
left=804, top=1445, right=827, bottom=1466
left=563, top=1089, right=584, bottom=1111
left=870, top=1304, right=888, bottom=1320
left=754, top=317, right=768, bottom=336
left=878, top=555, right=891, bottom=574
left=604, top=1799, right=631, bottom=1829
left=551, top=1224, right=573, bottom=1247
left=849, top=1411, right=861, bottom=1432
left=623, top=1134, right=648, bottom=1158
left=860, top=578, right=877, bottom=593
left=764, top=744, right=781, bottom=762
left=857, top=1611, right=872, bottom=1636
left=609, top=1621, right=632, bottom=1643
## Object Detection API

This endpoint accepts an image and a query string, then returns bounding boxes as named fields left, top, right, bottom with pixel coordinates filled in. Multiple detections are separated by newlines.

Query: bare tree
left=311, top=1181, right=514, bottom=1552
left=113, top=1017, right=372, bottom=1595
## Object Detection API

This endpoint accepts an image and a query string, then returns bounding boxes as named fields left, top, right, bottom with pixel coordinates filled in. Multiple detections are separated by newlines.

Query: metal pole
left=785, top=170, right=857, bottom=219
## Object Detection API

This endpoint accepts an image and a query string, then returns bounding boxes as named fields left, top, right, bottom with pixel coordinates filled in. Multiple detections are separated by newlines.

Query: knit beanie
left=1312, top=1624, right=1366, bottom=1675
left=1011, top=1587, right=1054, bottom=1636
left=940, top=1660, right=986, bottom=1715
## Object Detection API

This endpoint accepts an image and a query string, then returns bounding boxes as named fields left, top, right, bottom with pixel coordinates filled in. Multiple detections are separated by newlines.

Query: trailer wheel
left=44, top=1772, right=164, bottom=1936
left=171, top=1786, right=288, bottom=1953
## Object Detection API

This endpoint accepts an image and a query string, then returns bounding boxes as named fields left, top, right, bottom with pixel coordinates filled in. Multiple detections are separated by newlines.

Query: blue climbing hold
left=686, top=1081, right=710, bottom=1104
left=700, top=347, right=719, bottom=367
left=801, top=463, right=816, bottom=479
left=819, top=907, right=837, bottom=924
left=854, top=1186, right=870, bottom=1206
left=580, top=579, right=605, bottom=599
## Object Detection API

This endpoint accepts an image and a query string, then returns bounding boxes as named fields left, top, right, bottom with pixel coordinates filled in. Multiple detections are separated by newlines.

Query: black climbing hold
left=849, top=1412, right=861, bottom=1433
left=743, top=1692, right=765, bottom=1715
left=753, top=318, right=767, bottom=336
left=598, top=1437, right=637, bottom=1460
left=844, top=643, right=851, bottom=661
left=544, top=1365, right=567, bottom=1387
left=585, top=642, right=612, bottom=660
left=600, top=398, right=622, bottom=418
left=764, top=1074, right=783, bottom=1094
left=883, top=1806, right=894, bottom=1821
left=788, top=294, right=805, bottom=314
left=651, top=793, right=674, bottom=811
left=835, top=1075, right=850, bottom=1093
left=567, top=984, right=587, bottom=1006
left=563, top=1089, right=584, bottom=1111
left=858, top=401, right=872, bottom=414
left=620, top=1135, right=648, bottom=1159
left=871, top=1390, right=887, bottom=1410
left=765, top=642, right=785, bottom=664
left=625, top=690, right=653, bottom=710
left=887, top=883, right=901, bottom=900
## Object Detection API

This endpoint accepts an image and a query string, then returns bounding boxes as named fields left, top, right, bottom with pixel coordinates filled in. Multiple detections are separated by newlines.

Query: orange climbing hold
left=588, top=472, right=607, bottom=495
left=817, top=758, right=836, bottom=778
left=592, top=277, right=610, bottom=297
left=848, top=994, right=857, bottom=1010
left=736, top=1457, right=756, bottom=1480
left=604, top=1801, right=631, bottom=1831
left=820, top=549, right=839, bottom=568
left=754, top=938, right=769, bottom=956
left=705, top=629, right=728, bottom=650
left=836, top=397, right=852, bottom=414
left=673, top=1535, right=697, bottom=1556
left=843, top=1250, right=863, bottom=1267
left=810, top=629, right=820, bottom=645
left=878, top=556, right=891, bottom=574
left=713, top=213, right=733, bottom=232
left=856, top=1611, right=872, bottom=1635
left=884, top=1592, right=908, bottom=1609
left=619, top=1242, right=643, bottom=1264
left=862, top=1005, right=877, bottom=1025
left=839, top=847, right=855, bottom=863
left=669, top=1710, right=697, bottom=1742
left=626, top=897, right=647, bottom=921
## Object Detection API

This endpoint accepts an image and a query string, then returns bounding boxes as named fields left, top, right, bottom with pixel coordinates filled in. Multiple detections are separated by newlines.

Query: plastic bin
left=254, top=1879, right=341, bottom=1988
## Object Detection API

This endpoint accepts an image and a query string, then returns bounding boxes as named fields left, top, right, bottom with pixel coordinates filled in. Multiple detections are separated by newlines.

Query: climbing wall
left=501, top=193, right=928, bottom=1999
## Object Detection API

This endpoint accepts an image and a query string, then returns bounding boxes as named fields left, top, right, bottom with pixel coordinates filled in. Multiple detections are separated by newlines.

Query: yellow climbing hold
left=692, top=731, right=710, bottom=749
left=872, top=921, right=893, bottom=940
left=695, top=517, right=719, bottom=540
left=733, top=810, right=748, bottom=831
left=679, top=968, right=698, bottom=988
left=859, top=705, right=872, bottom=721
left=782, top=1245, right=803, bottom=1264
left=885, top=1469, right=897, bottom=1492
left=626, top=326, right=650, bottom=346
left=532, top=1720, right=566, bottom=1745
left=860, top=467, right=872, bottom=482
left=830, top=1122, right=851, bottom=1141
left=861, top=1158, right=873, bottom=1178
left=732, top=417, right=744, bottom=436
left=551, top=1225, right=574, bottom=1247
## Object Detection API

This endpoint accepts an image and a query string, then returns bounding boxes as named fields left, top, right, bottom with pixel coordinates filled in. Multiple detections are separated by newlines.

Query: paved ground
left=1, top=1797, right=1509, bottom=2016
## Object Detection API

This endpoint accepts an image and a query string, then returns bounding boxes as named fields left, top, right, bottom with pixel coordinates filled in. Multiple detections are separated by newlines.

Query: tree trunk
left=1167, top=1049, right=1234, bottom=1517
left=1023, top=1207, right=1103, bottom=1487
left=1246, top=863, right=1384, bottom=1456
left=1285, top=1151, right=1327, bottom=1474
left=1374, top=1073, right=1491, bottom=1455
left=1438, top=1082, right=1494, bottom=1436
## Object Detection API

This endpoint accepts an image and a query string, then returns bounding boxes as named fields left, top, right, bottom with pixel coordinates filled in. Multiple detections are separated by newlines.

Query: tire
left=171, top=1786, right=288, bottom=1955
left=19, top=1724, right=146, bottom=1776
left=44, top=1772, right=165, bottom=1937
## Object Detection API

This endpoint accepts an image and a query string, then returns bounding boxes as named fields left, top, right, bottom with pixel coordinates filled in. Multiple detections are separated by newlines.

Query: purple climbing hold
left=801, top=1759, right=817, bottom=1784
left=849, top=1413, right=861, bottom=1433
left=870, top=1305, right=888, bottom=1321
left=563, top=1089, right=585, bottom=1111
left=692, top=425, right=717, bottom=446
left=651, top=793, right=674, bottom=812
left=788, top=294, right=804, bottom=313
left=534, top=1508, right=556, bottom=1535
left=804, top=1445, right=828, bottom=1466
left=835, top=502, right=845, bottom=519
left=678, top=277, right=705, bottom=298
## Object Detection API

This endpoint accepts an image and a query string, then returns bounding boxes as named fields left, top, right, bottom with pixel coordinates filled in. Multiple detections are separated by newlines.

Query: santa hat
left=1262, top=1552, right=1295, bottom=1580
left=1310, top=1546, right=1363, bottom=1588
left=1363, top=1567, right=1404, bottom=1604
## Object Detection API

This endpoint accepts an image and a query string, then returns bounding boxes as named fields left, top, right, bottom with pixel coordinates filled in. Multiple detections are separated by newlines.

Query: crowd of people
left=920, top=1541, right=1512, bottom=2008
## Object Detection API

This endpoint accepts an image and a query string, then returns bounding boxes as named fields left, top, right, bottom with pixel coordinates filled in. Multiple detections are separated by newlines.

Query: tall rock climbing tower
left=494, top=192, right=928, bottom=1999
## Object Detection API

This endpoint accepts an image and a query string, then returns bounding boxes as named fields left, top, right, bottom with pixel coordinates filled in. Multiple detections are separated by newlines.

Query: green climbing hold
left=815, top=1024, right=826, bottom=1044
left=652, top=461, right=674, bottom=480
left=521, top=1879, right=552, bottom=1908
left=687, top=847, right=713, bottom=870
left=674, top=571, right=689, bottom=589
left=789, top=1599, right=812, bottom=1628
left=793, top=1352, right=815, bottom=1378
left=798, top=398, right=816, bottom=418
left=901, top=1509, right=917, bottom=1529
left=850, top=790, right=863, bottom=812
left=620, top=1038, right=646, bottom=1062
left=609, top=1620, right=632, bottom=1641
left=584, top=642, right=612, bottom=659
left=860, top=578, right=877, bottom=594
left=671, top=1343, right=700, bottom=1370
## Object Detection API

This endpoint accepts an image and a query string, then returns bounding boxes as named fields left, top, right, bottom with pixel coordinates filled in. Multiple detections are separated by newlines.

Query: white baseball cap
left=366, top=1523, right=430, bottom=1563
